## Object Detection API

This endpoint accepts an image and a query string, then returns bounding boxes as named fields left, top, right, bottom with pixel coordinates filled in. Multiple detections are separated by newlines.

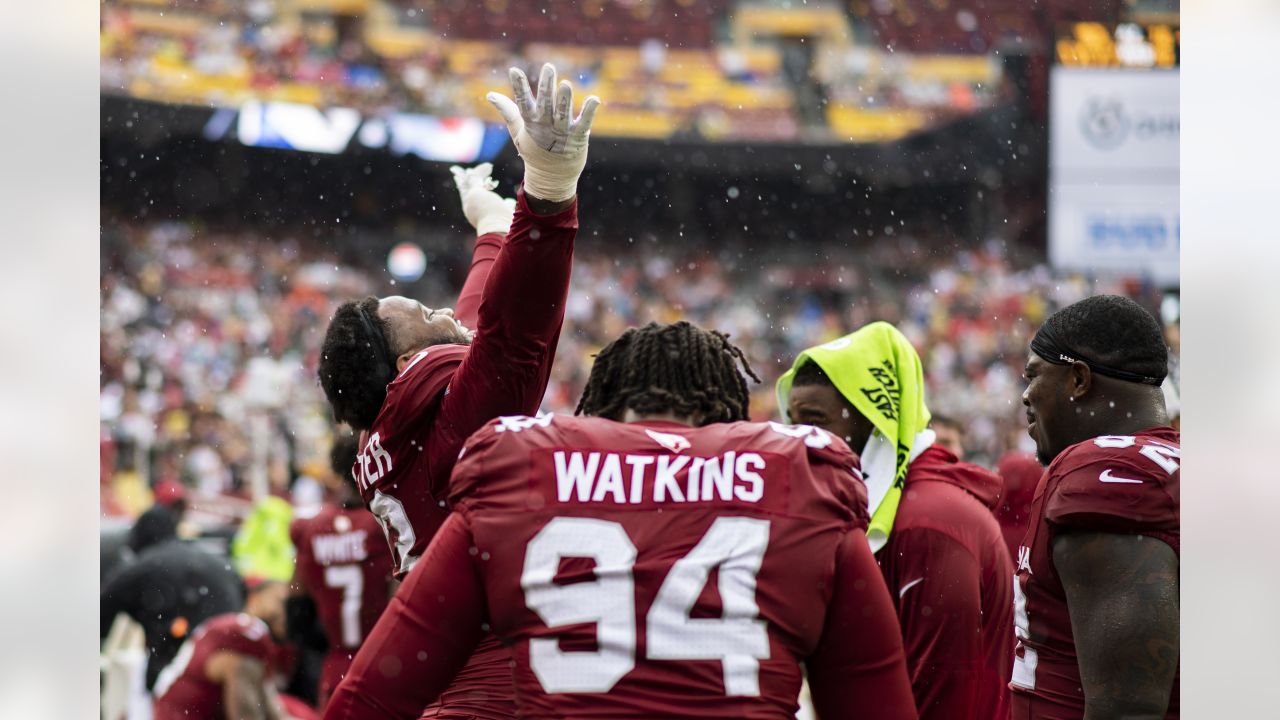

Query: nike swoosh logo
left=899, top=577, right=924, bottom=598
left=1099, top=469, right=1144, bottom=484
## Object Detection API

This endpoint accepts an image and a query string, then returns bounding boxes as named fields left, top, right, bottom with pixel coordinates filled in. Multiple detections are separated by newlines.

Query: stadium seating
left=100, top=0, right=1007, bottom=142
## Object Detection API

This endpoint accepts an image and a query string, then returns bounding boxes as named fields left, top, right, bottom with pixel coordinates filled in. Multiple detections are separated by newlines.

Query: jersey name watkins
left=552, top=450, right=766, bottom=505
left=312, top=530, right=370, bottom=565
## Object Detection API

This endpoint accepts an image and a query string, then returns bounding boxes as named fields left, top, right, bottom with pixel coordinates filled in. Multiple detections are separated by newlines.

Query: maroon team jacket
left=878, top=444, right=1014, bottom=720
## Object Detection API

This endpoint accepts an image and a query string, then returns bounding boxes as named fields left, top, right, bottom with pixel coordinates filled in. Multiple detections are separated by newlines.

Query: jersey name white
left=312, top=530, right=370, bottom=565
left=552, top=450, right=766, bottom=505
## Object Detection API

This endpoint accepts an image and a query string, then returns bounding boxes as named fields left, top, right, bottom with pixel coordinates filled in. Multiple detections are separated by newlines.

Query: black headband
left=1030, top=329, right=1165, bottom=387
left=354, top=303, right=396, bottom=385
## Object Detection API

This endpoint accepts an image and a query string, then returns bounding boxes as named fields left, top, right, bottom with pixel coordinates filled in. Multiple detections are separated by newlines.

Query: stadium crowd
left=99, top=215, right=1172, bottom=520
left=99, top=0, right=1000, bottom=142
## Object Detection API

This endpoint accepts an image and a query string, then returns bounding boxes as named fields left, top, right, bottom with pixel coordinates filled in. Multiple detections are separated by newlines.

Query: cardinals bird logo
left=645, top=428, right=691, bottom=454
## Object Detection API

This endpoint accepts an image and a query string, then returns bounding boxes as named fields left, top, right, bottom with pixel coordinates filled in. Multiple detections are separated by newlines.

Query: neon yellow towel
left=776, top=321, right=932, bottom=549
left=231, top=496, right=296, bottom=582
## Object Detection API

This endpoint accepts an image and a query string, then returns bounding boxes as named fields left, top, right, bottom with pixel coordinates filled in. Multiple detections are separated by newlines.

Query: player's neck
left=1074, top=400, right=1170, bottom=446
left=1087, top=387, right=1170, bottom=437
left=621, top=409, right=698, bottom=427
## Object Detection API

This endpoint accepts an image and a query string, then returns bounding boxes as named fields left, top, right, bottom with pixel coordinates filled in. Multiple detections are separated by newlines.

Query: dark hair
left=575, top=321, right=760, bottom=425
left=318, top=297, right=397, bottom=429
left=930, top=413, right=963, bottom=432
left=791, top=358, right=835, bottom=389
left=1038, top=295, right=1168, bottom=382
left=329, top=428, right=361, bottom=491
left=127, top=504, right=179, bottom=554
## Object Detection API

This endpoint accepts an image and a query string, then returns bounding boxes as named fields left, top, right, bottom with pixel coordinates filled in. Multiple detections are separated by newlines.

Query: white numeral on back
left=1011, top=575, right=1038, bottom=690
left=521, top=516, right=772, bottom=696
left=1140, top=443, right=1180, bottom=474
left=324, top=565, right=365, bottom=647
left=646, top=517, right=771, bottom=696
left=522, top=518, right=637, bottom=692
left=369, top=491, right=417, bottom=575
left=1094, top=435, right=1180, bottom=475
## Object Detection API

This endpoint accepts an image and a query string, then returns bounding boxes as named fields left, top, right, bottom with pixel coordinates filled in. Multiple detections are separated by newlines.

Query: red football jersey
left=349, top=193, right=577, bottom=719
left=326, top=415, right=915, bottom=720
left=1011, top=427, right=1180, bottom=719
left=353, top=192, right=576, bottom=577
left=291, top=504, right=395, bottom=707
left=292, top=505, right=394, bottom=650
left=152, top=613, right=277, bottom=720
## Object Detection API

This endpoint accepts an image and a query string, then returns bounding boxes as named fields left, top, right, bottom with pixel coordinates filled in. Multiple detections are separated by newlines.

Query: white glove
left=450, top=162, right=516, bottom=236
left=487, top=63, right=601, bottom=203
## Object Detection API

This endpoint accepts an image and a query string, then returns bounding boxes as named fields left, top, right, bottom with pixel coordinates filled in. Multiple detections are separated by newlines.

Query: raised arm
left=450, top=163, right=514, bottom=328
left=1054, top=531, right=1179, bottom=720
left=426, top=64, right=600, bottom=490
left=807, top=528, right=917, bottom=720
left=323, top=513, right=487, bottom=720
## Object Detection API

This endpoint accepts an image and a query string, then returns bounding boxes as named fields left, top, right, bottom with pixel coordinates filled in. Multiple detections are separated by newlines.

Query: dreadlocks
left=575, top=321, right=761, bottom=425
left=318, top=297, right=398, bottom=430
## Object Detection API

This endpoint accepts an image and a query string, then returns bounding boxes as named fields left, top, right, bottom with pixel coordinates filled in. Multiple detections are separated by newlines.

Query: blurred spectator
left=100, top=217, right=1172, bottom=515
left=127, top=503, right=181, bottom=556
left=993, top=451, right=1043, bottom=561
left=101, top=527, right=245, bottom=690
left=930, top=413, right=966, bottom=460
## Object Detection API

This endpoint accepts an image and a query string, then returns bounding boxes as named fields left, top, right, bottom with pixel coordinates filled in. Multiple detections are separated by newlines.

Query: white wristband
left=475, top=212, right=513, bottom=236
left=516, top=139, right=585, bottom=203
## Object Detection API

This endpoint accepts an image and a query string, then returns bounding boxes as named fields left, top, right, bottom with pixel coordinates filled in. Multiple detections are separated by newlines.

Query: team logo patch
left=1098, top=468, right=1144, bottom=484
left=645, top=428, right=691, bottom=454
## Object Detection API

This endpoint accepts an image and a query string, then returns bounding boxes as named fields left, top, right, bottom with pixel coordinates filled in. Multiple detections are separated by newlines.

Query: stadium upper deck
left=100, top=0, right=1016, bottom=143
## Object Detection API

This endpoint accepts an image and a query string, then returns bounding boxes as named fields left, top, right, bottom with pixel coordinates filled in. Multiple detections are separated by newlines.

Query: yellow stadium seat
left=270, top=83, right=325, bottom=106
left=826, top=104, right=929, bottom=143
left=588, top=107, right=677, bottom=139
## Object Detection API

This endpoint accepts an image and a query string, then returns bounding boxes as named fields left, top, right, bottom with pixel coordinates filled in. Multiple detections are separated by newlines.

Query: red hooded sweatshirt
left=994, top=452, right=1043, bottom=562
left=877, top=444, right=1014, bottom=720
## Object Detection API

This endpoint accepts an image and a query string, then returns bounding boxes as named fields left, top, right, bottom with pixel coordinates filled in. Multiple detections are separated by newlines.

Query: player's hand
left=487, top=63, right=601, bottom=203
left=450, top=162, right=516, bottom=236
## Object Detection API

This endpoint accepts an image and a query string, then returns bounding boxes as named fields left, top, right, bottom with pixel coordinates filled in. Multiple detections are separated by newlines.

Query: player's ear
left=396, top=351, right=416, bottom=373
left=1068, top=360, right=1092, bottom=400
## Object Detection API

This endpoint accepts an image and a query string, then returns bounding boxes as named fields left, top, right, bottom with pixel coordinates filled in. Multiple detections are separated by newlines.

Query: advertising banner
left=1049, top=67, right=1178, bottom=284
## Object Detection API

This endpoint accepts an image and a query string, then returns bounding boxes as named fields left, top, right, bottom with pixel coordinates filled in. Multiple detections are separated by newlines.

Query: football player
left=315, top=64, right=599, bottom=719
left=777, top=322, right=1013, bottom=720
left=324, top=321, right=915, bottom=720
left=288, top=430, right=395, bottom=709
left=1014, top=295, right=1179, bottom=719
left=153, top=579, right=292, bottom=720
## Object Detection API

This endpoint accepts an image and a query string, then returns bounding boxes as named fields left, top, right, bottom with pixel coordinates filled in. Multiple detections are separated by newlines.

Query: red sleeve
left=889, top=528, right=993, bottom=720
left=453, top=231, right=505, bottom=329
left=425, top=190, right=576, bottom=494
left=807, top=528, right=916, bottom=720
left=323, top=513, right=487, bottom=720
left=1044, top=443, right=1179, bottom=544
